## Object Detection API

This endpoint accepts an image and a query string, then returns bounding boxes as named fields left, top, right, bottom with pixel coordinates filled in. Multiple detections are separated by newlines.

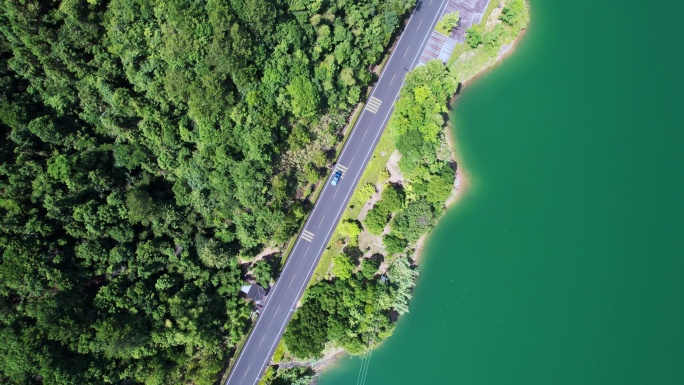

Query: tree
left=378, top=184, right=405, bottom=212
left=391, top=199, right=435, bottom=243
left=252, top=259, right=275, bottom=287
left=386, top=257, right=418, bottom=314
left=364, top=206, right=389, bottom=235
left=332, top=254, right=355, bottom=280
left=287, top=76, right=320, bottom=117
left=338, top=219, right=362, bottom=244
left=360, top=258, right=380, bottom=280
left=500, top=0, right=526, bottom=28
left=383, top=235, right=408, bottom=255
left=283, top=301, right=329, bottom=359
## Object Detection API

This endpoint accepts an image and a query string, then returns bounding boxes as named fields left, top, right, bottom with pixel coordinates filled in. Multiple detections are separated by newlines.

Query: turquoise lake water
left=318, top=0, right=684, bottom=384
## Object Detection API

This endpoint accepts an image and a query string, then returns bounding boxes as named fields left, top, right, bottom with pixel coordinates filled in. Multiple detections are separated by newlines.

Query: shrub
left=377, top=184, right=405, bottom=212
left=252, top=259, right=274, bottom=287
left=332, top=254, right=355, bottom=280
left=364, top=206, right=389, bottom=235
left=383, top=235, right=408, bottom=255
left=466, top=27, right=483, bottom=48
left=360, top=258, right=381, bottom=280
left=391, top=199, right=435, bottom=243
left=338, top=219, right=362, bottom=244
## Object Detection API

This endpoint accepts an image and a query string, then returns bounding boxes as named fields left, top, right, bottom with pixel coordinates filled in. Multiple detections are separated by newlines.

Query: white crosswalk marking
left=336, top=164, right=348, bottom=173
left=301, top=230, right=315, bottom=242
left=366, top=97, right=382, bottom=113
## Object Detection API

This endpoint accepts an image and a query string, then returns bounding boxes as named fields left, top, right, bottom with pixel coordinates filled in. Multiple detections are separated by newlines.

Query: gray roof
left=241, top=283, right=266, bottom=302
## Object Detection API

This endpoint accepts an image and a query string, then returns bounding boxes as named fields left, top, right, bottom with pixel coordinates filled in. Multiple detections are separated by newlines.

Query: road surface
left=225, top=1, right=448, bottom=383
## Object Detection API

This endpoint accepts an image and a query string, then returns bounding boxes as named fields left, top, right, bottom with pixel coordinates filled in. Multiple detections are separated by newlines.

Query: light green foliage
left=389, top=60, right=456, bottom=143
left=0, top=0, right=415, bottom=382
left=287, top=76, right=320, bottom=117
left=252, top=259, right=275, bottom=287
left=386, top=257, right=419, bottom=315
left=500, top=0, right=526, bottom=28
left=364, top=206, right=390, bottom=235
left=332, top=254, right=355, bottom=280
left=272, top=341, right=286, bottom=363
left=358, top=183, right=377, bottom=203
left=466, top=27, right=483, bottom=48
left=338, top=219, right=362, bottom=244
left=435, top=11, right=460, bottom=35
left=483, top=24, right=506, bottom=47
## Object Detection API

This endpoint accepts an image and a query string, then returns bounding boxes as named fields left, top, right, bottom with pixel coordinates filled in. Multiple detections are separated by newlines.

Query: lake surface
left=318, top=0, right=684, bottom=384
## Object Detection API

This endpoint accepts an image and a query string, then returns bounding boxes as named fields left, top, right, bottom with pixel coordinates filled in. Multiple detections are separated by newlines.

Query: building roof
left=240, top=283, right=266, bottom=303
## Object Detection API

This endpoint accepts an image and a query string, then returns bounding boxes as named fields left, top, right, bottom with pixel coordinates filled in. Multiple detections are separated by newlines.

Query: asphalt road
left=225, top=1, right=448, bottom=383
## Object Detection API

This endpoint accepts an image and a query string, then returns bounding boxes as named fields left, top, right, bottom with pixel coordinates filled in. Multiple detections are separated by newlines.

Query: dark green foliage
left=425, top=163, right=455, bottom=206
left=383, top=235, right=408, bottom=255
left=360, top=258, right=381, bottom=280
left=0, top=0, right=414, bottom=382
left=269, top=366, right=315, bottom=385
left=391, top=199, right=436, bottom=243
left=282, top=300, right=329, bottom=359
left=252, top=259, right=275, bottom=288
left=362, top=185, right=405, bottom=235
left=284, top=274, right=395, bottom=359
left=466, top=27, right=483, bottom=48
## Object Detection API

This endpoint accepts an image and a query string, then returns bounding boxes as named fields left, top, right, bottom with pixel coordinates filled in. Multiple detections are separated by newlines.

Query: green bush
left=364, top=206, right=390, bottom=235
left=377, top=184, right=405, bottom=213
left=338, top=219, right=362, bottom=245
left=500, top=0, right=526, bottom=28
left=360, top=258, right=381, bottom=280
left=391, top=199, right=435, bottom=243
left=383, top=235, right=408, bottom=255
left=466, top=27, right=483, bottom=48
left=332, top=254, right=355, bottom=280
left=252, top=259, right=275, bottom=287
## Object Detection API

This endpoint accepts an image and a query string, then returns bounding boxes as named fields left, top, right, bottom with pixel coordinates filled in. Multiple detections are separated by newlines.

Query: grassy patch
left=344, top=132, right=394, bottom=220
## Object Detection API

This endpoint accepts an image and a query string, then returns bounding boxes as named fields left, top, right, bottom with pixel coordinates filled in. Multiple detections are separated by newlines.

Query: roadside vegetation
left=435, top=11, right=460, bottom=35
left=452, top=0, right=529, bottom=81
left=0, top=0, right=415, bottom=383
left=277, top=0, right=529, bottom=381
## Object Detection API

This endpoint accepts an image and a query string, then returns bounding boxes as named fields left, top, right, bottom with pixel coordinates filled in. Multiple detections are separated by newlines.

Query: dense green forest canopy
left=0, top=0, right=413, bottom=383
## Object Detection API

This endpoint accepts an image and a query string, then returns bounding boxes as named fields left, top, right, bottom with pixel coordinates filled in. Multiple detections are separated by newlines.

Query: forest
left=0, top=0, right=414, bottom=383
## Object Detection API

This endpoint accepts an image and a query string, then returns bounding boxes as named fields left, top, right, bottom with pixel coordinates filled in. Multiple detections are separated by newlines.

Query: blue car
left=330, top=170, right=342, bottom=186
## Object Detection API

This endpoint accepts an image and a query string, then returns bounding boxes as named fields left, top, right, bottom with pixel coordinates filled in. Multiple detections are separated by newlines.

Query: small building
left=240, top=283, right=267, bottom=304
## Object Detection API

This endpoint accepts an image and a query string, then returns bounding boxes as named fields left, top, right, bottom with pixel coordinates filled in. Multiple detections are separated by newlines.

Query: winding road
left=225, top=1, right=448, bottom=383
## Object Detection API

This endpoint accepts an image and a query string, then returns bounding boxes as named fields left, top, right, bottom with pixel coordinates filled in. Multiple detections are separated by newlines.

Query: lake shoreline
left=287, top=1, right=531, bottom=379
